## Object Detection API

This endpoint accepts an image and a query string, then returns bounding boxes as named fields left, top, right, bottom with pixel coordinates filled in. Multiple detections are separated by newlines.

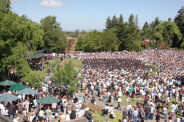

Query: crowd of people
left=0, top=49, right=184, bottom=122
left=0, top=86, right=93, bottom=122
left=75, top=50, right=184, bottom=122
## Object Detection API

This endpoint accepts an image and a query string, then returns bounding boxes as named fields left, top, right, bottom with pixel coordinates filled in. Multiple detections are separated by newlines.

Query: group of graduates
left=73, top=50, right=184, bottom=122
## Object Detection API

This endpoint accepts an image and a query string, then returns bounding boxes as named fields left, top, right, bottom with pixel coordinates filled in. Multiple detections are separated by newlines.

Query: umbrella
left=0, top=80, right=17, bottom=86
left=0, top=94, right=19, bottom=102
left=37, top=96, right=60, bottom=104
left=9, top=83, right=28, bottom=91
left=17, top=88, right=38, bottom=95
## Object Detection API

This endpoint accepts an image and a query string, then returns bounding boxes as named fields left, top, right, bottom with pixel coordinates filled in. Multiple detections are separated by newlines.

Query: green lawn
left=67, top=58, right=83, bottom=71
left=121, top=94, right=138, bottom=107
left=40, top=58, right=82, bottom=78
left=93, top=111, right=122, bottom=122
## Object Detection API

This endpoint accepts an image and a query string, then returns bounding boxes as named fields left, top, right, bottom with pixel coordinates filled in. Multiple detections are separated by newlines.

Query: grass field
left=121, top=94, right=138, bottom=107
left=62, top=58, right=83, bottom=72
left=93, top=111, right=122, bottom=122
left=40, top=58, right=82, bottom=78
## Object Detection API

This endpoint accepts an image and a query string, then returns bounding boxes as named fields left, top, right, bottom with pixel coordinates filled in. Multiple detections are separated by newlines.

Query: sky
left=11, top=0, right=184, bottom=31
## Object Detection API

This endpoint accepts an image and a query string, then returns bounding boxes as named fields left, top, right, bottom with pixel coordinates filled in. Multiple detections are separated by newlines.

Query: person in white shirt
left=118, top=90, right=122, bottom=98
left=0, top=103, right=5, bottom=115
left=163, top=106, right=168, bottom=122
left=117, top=97, right=122, bottom=110
left=171, top=103, right=176, bottom=116
left=65, top=112, right=70, bottom=121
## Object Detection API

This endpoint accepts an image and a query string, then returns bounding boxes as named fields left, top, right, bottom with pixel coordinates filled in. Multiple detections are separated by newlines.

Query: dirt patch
left=87, top=104, right=103, bottom=112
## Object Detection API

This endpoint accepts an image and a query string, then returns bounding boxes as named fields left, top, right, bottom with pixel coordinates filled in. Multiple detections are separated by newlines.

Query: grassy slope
left=38, top=58, right=82, bottom=78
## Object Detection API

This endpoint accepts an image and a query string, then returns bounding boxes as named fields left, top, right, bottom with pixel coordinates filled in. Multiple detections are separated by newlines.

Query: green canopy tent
left=9, top=84, right=28, bottom=91
left=17, top=88, right=38, bottom=95
left=0, top=94, right=19, bottom=102
left=37, top=96, right=60, bottom=104
left=0, top=80, right=17, bottom=86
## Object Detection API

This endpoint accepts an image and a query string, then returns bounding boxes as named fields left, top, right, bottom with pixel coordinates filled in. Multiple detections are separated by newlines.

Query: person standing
left=45, top=106, right=52, bottom=122
left=133, top=107, right=138, bottom=122
left=168, top=112, right=173, bottom=122
left=139, top=108, right=145, bottom=122
left=122, top=108, right=127, bottom=122
left=0, top=102, right=5, bottom=115
left=97, top=87, right=101, bottom=97
left=127, top=108, right=133, bottom=122
left=163, top=105, right=168, bottom=122
left=150, top=104, right=154, bottom=120
left=155, top=112, right=160, bottom=122
left=8, top=103, right=16, bottom=119
left=117, top=97, right=122, bottom=110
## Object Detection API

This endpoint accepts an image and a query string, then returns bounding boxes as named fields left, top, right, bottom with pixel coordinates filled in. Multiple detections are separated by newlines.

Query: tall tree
left=106, top=16, right=112, bottom=30
left=0, top=0, right=10, bottom=13
left=0, top=9, right=44, bottom=78
left=111, top=15, right=118, bottom=28
left=175, top=6, right=184, bottom=42
left=118, top=14, right=124, bottom=24
left=168, top=18, right=172, bottom=22
left=117, top=22, right=141, bottom=51
left=41, top=16, right=67, bottom=52
left=53, top=60, right=78, bottom=95
left=135, top=15, right=138, bottom=27
left=141, top=21, right=154, bottom=40
left=143, top=21, right=149, bottom=29
left=154, top=21, right=182, bottom=48
left=76, top=33, right=86, bottom=51
left=150, top=17, right=161, bottom=29
left=128, top=14, right=135, bottom=26
left=102, top=30, right=119, bottom=51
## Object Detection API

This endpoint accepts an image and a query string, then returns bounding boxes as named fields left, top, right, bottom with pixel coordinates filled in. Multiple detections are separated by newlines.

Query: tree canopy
left=40, top=16, right=67, bottom=52
left=0, top=1, right=68, bottom=85
left=175, top=6, right=184, bottom=48
left=154, top=21, right=182, bottom=48
left=53, top=61, right=78, bottom=95
left=76, top=30, right=119, bottom=52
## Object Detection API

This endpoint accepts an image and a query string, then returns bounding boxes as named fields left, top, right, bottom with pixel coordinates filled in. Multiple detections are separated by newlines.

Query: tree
left=135, top=15, right=138, bottom=27
left=76, top=33, right=86, bottom=51
left=118, top=14, right=124, bottom=25
left=102, top=30, right=119, bottom=51
left=21, top=70, right=44, bottom=88
left=41, top=16, right=67, bottom=52
left=19, top=20, right=44, bottom=50
left=168, top=18, right=172, bottom=22
left=117, top=22, right=141, bottom=51
left=53, top=60, right=78, bottom=95
left=0, top=9, right=44, bottom=78
left=76, top=30, right=119, bottom=52
left=128, top=14, right=135, bottom=26
left=154, top=21, right=182, bottom=48
left=175, top=6, right=184, bottom=35
left=106, top=16, right=112, bottom=30
left=0, top=0, right=10, bottom=13
left=175, top=6, right=184, bottom=48
left=111, top=15, right=118, bottom=28
left=7, top=42, right=31, bottom=77
left=141, top=22, right=154, bottom=40
left=143, top=21, right=149, bottom=29
left=82, top=30, right=103, bottom=52
left=150, top=17, right=161, bottom=29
